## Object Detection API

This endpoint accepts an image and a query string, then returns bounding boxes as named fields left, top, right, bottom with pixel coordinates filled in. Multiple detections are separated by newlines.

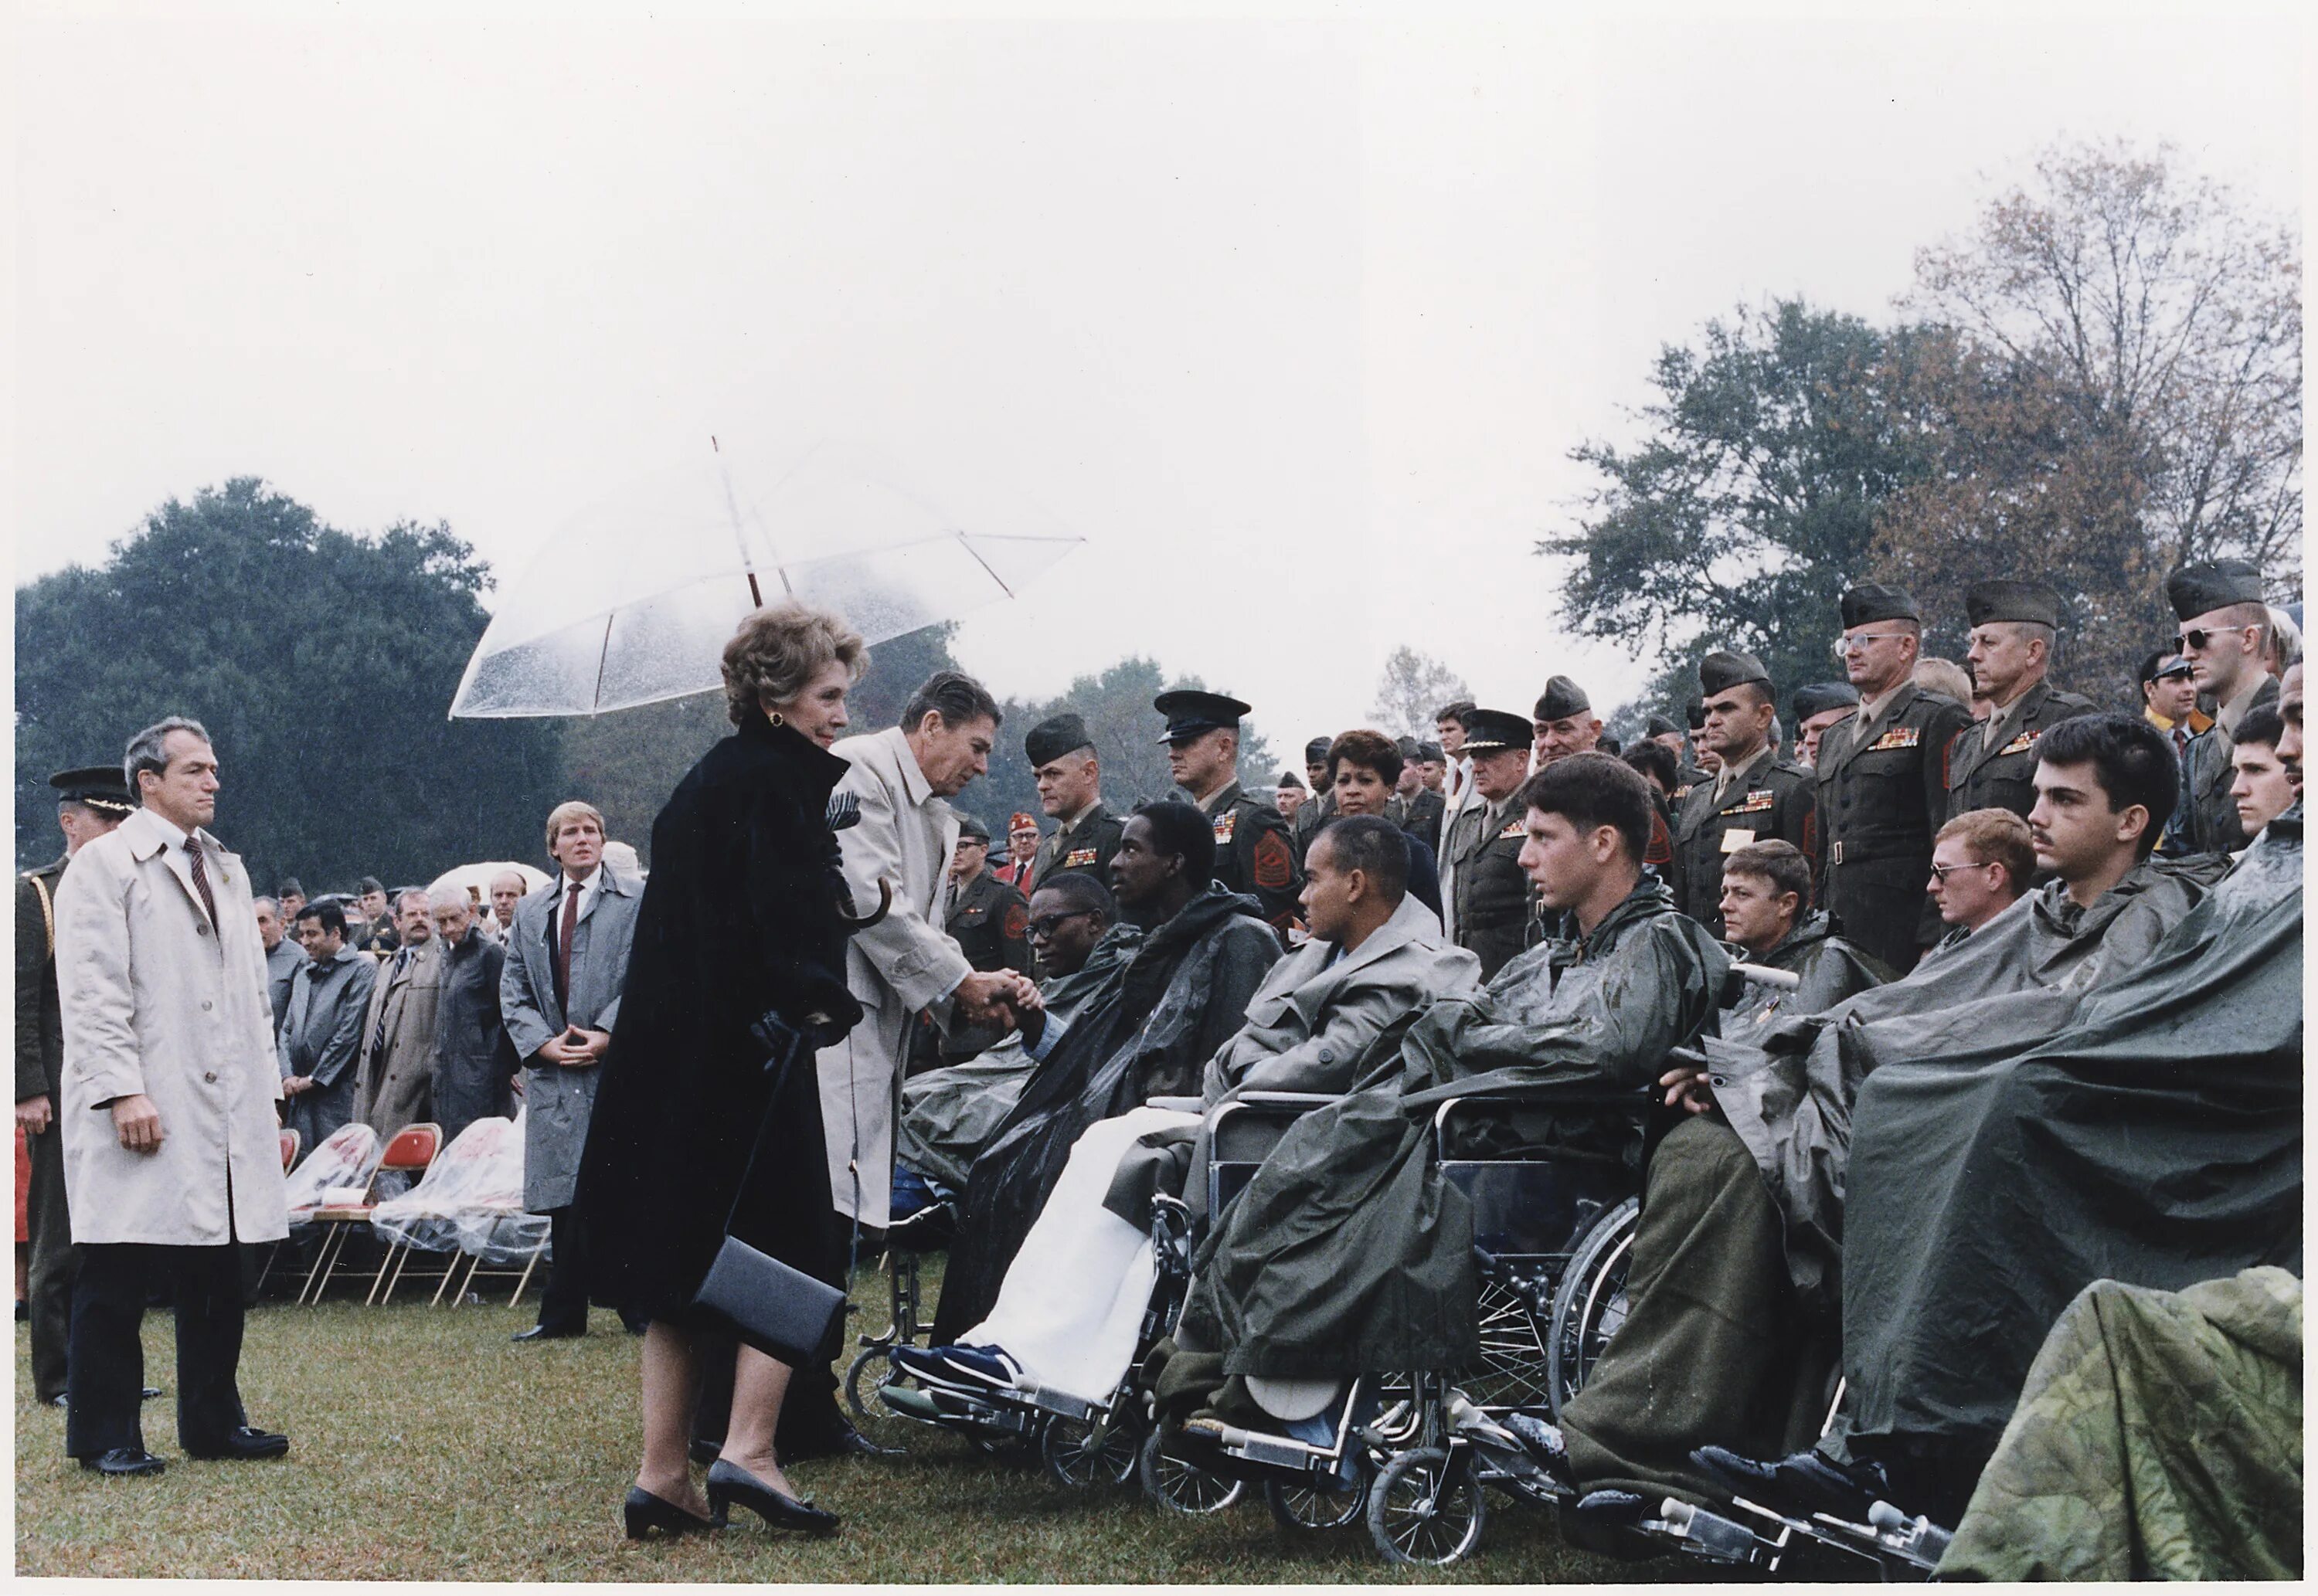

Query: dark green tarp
left=894, top=925, right=1144, bottom=1191
left=1939, top=1267, right=2302, bottom=1581
left=1842, top=809, right=2303, bottom=1479
left=1178, top=878, right=1728, bottom=1380
left=1706, top=857, right=2223, bottom=1317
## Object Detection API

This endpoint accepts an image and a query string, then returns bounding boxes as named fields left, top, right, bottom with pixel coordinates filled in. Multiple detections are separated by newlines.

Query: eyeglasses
left=1833, top=633, right=1910, bottom=657
left=1928, top=861, right=1998, bottom=882
left=2177, top=624, right=2262, bottom=653
left=1028, top=909, right=1098, bottom=938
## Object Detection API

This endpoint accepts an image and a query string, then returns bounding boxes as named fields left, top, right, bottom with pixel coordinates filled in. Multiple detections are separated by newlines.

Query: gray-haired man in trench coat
left=500, top=800, right=642, bottom=1340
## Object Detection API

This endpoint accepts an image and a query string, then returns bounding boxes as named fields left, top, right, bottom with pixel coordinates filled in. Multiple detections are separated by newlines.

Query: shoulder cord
left=25, top=873, right=55, bottom=959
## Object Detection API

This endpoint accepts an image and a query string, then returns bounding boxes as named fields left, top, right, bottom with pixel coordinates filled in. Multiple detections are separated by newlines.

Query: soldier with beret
left=1440, top=709, right=1542, bottom=978
left=16, top=766, right=136, bottom=1408
left=2160, top=560, right=2280, bottom=857
left=1155, top=689, right=1302, bottom=936
left=1019, top=712, right=1127, bottom=899
left=1946, top=580, right=2099, bottom=823
left=1814, top=583, right=1975, bottom=972
left=1791, top=681, right=1860, bottom=770
left=1671, top=651, right=1817, bottom=936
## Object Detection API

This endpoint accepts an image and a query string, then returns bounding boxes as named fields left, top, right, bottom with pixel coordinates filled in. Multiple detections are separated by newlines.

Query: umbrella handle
left=837, top=878, right=894, bottom=932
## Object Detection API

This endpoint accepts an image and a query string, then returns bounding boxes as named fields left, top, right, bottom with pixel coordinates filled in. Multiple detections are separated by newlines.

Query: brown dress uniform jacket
left=1942, top=678, right=2099, bottom=824
left=1194, top=780, right=1303, bottom=936
left=1813, top=682, right=1973, bottom=972
left=1671, top=745, right=1818, bottom=935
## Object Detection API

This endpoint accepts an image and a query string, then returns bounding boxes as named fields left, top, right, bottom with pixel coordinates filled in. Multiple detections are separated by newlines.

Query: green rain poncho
left=1178, top=878, right=1726, bottom=1380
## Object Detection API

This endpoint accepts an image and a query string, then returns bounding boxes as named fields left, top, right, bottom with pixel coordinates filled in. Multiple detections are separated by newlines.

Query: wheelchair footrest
left=1025, top=1385, right=1100, bottom=1422
left=1644, top=1498, right=1782, bottom=1566
left=1215, top=1425, right=1327, bottom=1472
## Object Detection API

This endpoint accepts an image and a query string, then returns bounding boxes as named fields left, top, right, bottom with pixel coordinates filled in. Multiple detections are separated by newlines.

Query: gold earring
left=767, top=709, right=786, bottom=728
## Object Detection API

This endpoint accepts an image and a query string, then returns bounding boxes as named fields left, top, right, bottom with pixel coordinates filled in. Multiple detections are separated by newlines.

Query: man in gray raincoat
left=1555, top=715, right=2223, bottom=1526
left=1162, top=756, right=1726, bottom=1418
left=277, top=900, right=377, bottom=1156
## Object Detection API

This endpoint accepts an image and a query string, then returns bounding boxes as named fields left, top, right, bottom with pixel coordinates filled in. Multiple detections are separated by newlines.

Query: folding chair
left=301, top=1123, right=440, bottom=1305
left=447, top=1213, right=548, bottom=1308
left=367, top=1122, right=496, bottom=1306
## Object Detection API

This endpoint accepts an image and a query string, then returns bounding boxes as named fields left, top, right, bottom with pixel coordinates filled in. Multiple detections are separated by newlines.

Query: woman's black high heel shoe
left=704, top=1459, right=841, bottom=1537
left=623, top=1486, right=725, bottom=1540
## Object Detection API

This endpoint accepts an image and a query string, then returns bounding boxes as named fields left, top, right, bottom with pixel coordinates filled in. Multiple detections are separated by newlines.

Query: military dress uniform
left=348, top=881, right=400, bottom=955
left=1290, top=788, right=1336, bottom=869
left=1154, top=691, right=1302, bottom=934
left=1018, top=714, right=1129, bottom=898
left=1439, top=709, right=1538, bottom=981
left=2160, top=561, right=2279, bottom=858
left=1399, top=787, right=1446, bottom=855
left=1942, top=583, right=2097, bottom=823
left=949, top=869, right=1032, bottom=976
left=15, top=767, right=138, bottom=1406
left=1672, top=654, right=1817, bottom=935
left=1815, top=586, right=1973, bottom=973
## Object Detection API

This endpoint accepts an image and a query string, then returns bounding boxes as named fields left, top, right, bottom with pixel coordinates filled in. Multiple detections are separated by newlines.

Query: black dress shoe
left=623, top=1486, right=724, bottom=1539
left=511, top=1323, right=583, bottom=1343
left=80, top=1448, right=166, bottom=1477
left=186, top=1426, right=290, bottom=1461
left=703, top=1459, right=839, bottom=1536
left=1691, top=1445, right=1885, bottom=1521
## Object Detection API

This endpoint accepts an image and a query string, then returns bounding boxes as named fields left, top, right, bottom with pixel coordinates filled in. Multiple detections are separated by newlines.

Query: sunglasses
left=2177, top=624, right=2262, bottom=652
left=1028, top=908, right=1098, bottom=938
left=1928, top=861, right=1998, bottom=882
left=1833, top=633, right=1911, bottom=657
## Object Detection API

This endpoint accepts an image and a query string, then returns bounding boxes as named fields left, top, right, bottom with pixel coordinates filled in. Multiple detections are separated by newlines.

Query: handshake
left=952, top=969, right=1045, bottom=1041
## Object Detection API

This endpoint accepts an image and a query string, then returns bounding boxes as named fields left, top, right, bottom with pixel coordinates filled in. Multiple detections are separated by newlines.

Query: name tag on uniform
left=1868, top=727, right=1922, bottom=752
left=1730, top=790, right=1776, bottom=815
left=1999, top=729, right=2038, bottom=757
left=1212, top=812, right=1238, bottom=844
left=1720, top=827, right=1758, bottom=854
left=1497, top=820, right=1527, bottom=840
left=1063, top=847, right=1099, bottom=868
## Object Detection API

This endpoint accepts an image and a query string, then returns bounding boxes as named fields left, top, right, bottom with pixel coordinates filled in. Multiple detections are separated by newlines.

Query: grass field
left=15, top=1255, right=1700, bottom=1582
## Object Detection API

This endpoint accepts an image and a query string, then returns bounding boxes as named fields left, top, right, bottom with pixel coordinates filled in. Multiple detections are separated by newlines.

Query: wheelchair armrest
left=1729, top=960, right=1803, bottom=991
left=1145, top=1095, right=1205, bottom=1114
left=1430, top=1086, right=1650, bottom=1147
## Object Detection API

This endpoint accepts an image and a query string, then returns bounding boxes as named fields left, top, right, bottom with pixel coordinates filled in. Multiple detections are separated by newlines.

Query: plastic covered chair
left=301, top=1122, right=439, bottom=1304
left=369, top=1117, right=519, bottom=1305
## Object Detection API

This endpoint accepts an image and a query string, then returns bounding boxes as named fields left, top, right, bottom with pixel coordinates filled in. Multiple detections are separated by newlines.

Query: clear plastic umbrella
left=450, top=445, right=1082, bottom=718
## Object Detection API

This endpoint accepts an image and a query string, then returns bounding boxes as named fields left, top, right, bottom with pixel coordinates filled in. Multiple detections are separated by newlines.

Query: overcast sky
left=8, top=0, right=2303, bottom=750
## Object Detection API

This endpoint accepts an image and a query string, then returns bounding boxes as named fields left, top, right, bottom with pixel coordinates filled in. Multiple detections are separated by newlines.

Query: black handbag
left=686, top=1014, right=848, bottom=1367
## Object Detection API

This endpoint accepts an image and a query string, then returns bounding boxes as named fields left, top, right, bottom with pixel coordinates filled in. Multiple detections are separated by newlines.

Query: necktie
left=370, top=946, right=413, bottom=1055
left=182, top=839, right=220, bottom=929
left=555, top=882, right=580, bottom=1015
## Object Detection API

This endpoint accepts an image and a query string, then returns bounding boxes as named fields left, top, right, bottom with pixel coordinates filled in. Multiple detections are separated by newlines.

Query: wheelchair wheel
left=1139, top=1428, right=1246, bottom=1516
left=845, top=1345, right=908, bottom=1425
left=1265, top=1465, right=1368, bottom=1532
left=1545, top=1197, right=1638, bottom=1419
left=1464, top=1276, right=1554, bottom=1411
left=1042, top=1412, right=1139, bottom=1489
left=1367, top=1446, right=1486, bottom=1567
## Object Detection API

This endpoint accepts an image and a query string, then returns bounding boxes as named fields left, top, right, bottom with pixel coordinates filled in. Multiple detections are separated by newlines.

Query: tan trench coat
left=52, top=806, right=290, bottom=1245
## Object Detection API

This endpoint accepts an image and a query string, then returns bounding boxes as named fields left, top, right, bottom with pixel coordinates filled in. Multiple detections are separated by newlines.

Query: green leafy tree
left=1540, top=300, right=1941, bottom=714
left=1368, top=647, right=1471, bottom=740
left=15, top=479, right=565, bottom=887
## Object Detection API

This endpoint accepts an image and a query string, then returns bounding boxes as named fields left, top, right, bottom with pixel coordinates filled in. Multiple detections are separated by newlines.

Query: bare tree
left=1368, top=647, right=1471, bottom=740
left=1906, top=139, right=2301, bottom=584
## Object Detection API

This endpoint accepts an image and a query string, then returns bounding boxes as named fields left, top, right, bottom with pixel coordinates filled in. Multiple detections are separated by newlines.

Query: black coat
left=577, top=715, right=862, bottom=1322
left=430, top=929, right=518, bottom=1146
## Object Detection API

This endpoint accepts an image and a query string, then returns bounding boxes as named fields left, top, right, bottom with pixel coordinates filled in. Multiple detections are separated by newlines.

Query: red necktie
left=555, top=883, right=580, bottom=1013
left=183, top=839, right=220, bottom=929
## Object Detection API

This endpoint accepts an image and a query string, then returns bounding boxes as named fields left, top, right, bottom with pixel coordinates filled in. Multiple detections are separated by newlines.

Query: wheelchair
left=865, top=1090, right=1339, bottom=1498
left=1167, top=1085, right=1647, bottom=1566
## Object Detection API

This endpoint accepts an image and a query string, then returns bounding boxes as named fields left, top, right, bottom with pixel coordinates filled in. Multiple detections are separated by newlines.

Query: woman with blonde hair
left=576, top=599, right=873, bottom=1540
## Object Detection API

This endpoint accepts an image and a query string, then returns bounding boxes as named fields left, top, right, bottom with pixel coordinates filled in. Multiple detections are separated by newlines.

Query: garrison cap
left=1684, top=698, right=1705, bottom=732
left=356, top=876, right=386, bottom=896
left=2165, top=560, right=2265, bottom=622
left=1008, top=811, right=1041, bottom=832
left=1278, top=770, right=1306, bottom=791
left=1460, top=709, right=1532, bottom=755
left=1024, top=712, right=1096, bottom=768
left=1303, top=736, right=1333, bottom=763
left=1840, top=582, right=1921, bottom=628
left=49, top=765, right=134, bottom=815
left=275, top=876, right=305, bottom=898
left=1698, top=650, right=1772, bottom=698
left=1533, top=676, right=1592, bottom=722
left=1416, top=740, right=1445, bottom=763
left=2138, top=652, right=2194, bottom=688
left=1152, top=689, right=1250, bottom=745
left=955, top=812, right=991, bottom=844
left=1792, top=681, right=1861, bottom=721
left=1643, top=713, right=1681, bottom=740
left=1395, top=735, right=1421, bottom=762
left=1964, top=580, right=2063, bottom=631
